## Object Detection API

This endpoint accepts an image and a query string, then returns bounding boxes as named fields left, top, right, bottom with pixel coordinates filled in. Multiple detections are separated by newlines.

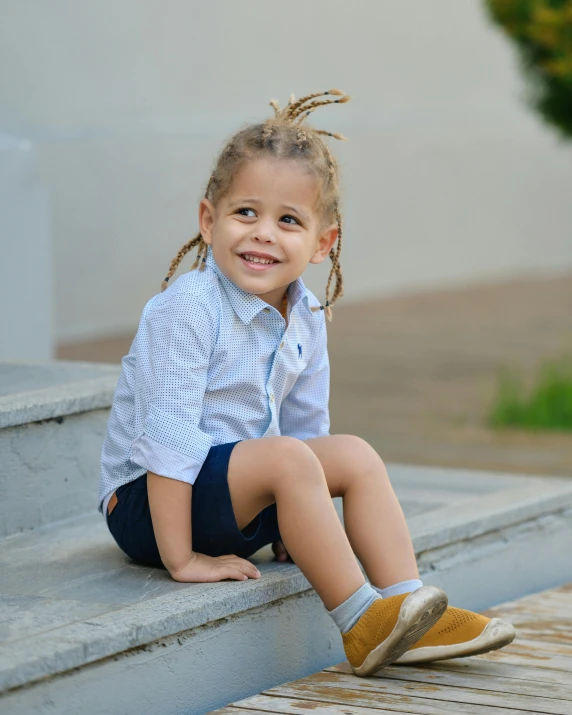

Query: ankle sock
left=372, top=578, right=423, bottom=599
left=327, top=582, right=381, bottom=634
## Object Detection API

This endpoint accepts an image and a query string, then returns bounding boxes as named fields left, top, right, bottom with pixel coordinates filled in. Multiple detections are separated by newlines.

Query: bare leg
left=304, top=435, right=419, bottom=588
left=227, top=436, right=365, bottom=610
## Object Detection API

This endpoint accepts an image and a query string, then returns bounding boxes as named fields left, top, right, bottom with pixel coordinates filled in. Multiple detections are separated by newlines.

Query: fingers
left=170, top=552, right=261, bottom=583
left=272, top=540, right=290, bottom=562
left=221, top=567, right=250, bottom=581
left=218, top=554, right=261, bottom=580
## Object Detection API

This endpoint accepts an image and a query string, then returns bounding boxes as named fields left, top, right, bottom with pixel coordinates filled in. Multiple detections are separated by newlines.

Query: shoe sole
left=352, top=586, right=448, bottom=677
left=395, top=617, right=516, bottom=665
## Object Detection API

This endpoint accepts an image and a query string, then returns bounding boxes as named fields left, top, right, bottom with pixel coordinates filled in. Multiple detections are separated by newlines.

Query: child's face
left=199, top=158, right=338, bottom=310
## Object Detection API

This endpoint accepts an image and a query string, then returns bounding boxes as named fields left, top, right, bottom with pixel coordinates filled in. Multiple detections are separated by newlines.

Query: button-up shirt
left=99, top=248, right=330, bottom=520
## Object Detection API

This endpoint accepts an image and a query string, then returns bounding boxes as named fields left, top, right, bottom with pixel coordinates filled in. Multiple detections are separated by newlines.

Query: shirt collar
left=205, top=247, right=315, bottom=324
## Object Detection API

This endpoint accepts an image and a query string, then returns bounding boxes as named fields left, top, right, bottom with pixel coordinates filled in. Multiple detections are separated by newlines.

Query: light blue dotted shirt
left=99, top=247, right=330, bottom=520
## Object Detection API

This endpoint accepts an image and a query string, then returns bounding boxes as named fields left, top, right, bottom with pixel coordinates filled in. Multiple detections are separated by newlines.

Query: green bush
left=485, top=0, right=572, bottom=139
left=490, top=356, right=572, bottom=430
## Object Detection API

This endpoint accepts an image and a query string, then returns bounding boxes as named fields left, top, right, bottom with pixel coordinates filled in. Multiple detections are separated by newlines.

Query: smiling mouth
left=239, top=253, right=281, bottom=266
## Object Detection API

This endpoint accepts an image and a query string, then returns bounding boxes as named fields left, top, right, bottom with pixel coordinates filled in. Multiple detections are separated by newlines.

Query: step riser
left=2, top=591, right=341, bottom=715
left=3, top=507, right=571, bottom=715
left=419, top=507, right=572, bottom=612
left=1, top=410, right=109, bottom=537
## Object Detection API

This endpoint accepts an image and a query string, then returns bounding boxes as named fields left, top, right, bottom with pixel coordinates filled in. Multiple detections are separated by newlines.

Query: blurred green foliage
left=490, top=356, right=572, bottom=430
left=485, top=0, right=572, bottom=138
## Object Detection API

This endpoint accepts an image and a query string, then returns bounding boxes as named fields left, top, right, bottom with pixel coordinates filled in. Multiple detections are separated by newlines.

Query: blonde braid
left=296, top=128, right=308, bottom=149
left=161, top=234, right=204, bottom=292
left=330, top=207, right=345, bottom=304
left=262, top=120, right=276, bottom=141
left=310, top=207, right=343, bottom=322
left=315, top=129, right=348, bottom=141
left=290, top=94, right=350, bottom=122
left=285, top=89, right=345, bottom=120
left=160, top=175, right=217, bottom=290
left=310, top=133, right=344, bottom=320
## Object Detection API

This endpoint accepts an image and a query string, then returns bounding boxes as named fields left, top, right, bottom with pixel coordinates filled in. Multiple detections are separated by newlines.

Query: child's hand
left=272, top=539, right=292, bottom=562
left=169, top=552, right=261, bottom=583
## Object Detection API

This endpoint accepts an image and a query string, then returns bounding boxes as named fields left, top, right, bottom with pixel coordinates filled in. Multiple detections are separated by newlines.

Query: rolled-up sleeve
left=130, top=288, right=217, bottom=484
left=279, top=316, right=331, bottom=440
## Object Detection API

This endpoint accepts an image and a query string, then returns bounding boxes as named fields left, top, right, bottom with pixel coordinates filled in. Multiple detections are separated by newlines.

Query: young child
left=99, top=88, right=515, bottom=677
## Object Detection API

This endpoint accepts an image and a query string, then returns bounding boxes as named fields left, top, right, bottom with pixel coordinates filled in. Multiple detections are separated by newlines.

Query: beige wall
left=2, top=0, right=571, bottom=345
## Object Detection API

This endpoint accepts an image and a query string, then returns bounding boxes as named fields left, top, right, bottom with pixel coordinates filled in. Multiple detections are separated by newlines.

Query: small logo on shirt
left=298, top=344, right=303, bottom=358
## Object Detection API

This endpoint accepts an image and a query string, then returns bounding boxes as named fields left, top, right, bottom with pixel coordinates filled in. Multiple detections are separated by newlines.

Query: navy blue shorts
left=107, top=441, right=281, bottom=569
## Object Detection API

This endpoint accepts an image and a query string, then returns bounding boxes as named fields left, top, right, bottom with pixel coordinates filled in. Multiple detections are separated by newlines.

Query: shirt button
left=263, top=307, right=271, bottom=313
left=270, top=393, right=275, bottom=403
left=279, top=341, right=284, bottom=349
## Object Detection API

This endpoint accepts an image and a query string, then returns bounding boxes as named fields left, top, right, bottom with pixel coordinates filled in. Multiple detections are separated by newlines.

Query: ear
left=199, top=199, right=216, bottom=245
left=309, top=223, right=339, bottom=264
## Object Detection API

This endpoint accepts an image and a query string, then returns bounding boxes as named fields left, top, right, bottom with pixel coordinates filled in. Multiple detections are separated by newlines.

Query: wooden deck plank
left=264, top=671, right=570, bottom=715
left=502, top=637, right=572, bottom=657
left=250, top=687, right=541, bottom=715
left=484, top=621, right=572, bottom=646
left=326, top=662, right=572, bottom=701
left=418, top=658, right=572, bottom=686
left=482, top=588, right=572, bottom=645
left=477, top=638, right=572, bottom=672
left=214, top=584, right=572, bottom=715
left=487, top=588, right=572, bottom=615
left=485, top=605, right=572, bottom=623
left=230, top=695, right=418, bottom=715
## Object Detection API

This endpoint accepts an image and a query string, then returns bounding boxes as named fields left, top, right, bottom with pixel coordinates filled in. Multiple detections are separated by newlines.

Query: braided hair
left=161, top=89, right=350, bottom=321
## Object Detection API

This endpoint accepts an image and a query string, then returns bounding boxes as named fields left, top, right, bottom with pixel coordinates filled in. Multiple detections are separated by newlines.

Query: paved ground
left=210, top=584, right=572, bottom=715
left=58, top=273, right=572, bottom=477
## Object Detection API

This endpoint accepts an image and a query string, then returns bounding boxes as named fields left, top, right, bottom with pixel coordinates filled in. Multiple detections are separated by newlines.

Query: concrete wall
left=0, top=136, right=53, bottom=361
left=1, top=0, right=571, bottom=346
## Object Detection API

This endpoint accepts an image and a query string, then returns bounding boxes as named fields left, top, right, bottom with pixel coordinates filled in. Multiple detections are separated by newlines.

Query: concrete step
left=0, top=361, right=120, bottom=537
left=2, top=465, right=571, bottom=715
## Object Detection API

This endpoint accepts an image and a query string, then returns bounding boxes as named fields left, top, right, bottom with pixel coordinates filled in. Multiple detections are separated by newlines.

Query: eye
left=280, top=215, right=300, bottom=226
left=236, top=208, right=256, bottom=217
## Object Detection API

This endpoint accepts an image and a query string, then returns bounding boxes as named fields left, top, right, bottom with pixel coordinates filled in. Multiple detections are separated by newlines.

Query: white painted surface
left=1, top=1, right=571, bottom=343
left=0, top=137, right=53, bottom=359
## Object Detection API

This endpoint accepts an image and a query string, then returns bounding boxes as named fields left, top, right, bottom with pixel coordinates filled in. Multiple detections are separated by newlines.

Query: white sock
left=372, top=579, right=423, bottom=599
left=327, top=582, right=381, bottom=634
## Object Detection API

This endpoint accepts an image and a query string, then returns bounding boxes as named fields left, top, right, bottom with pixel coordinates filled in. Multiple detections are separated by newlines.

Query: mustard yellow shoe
left=342, top=586, right=448, bottom=677
left=395, top=606, right=516, bottom=664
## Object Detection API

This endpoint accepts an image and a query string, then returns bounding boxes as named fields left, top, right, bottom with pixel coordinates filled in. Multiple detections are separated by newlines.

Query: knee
left=270, top=436, right=326, bottom=488
left=333, top=435, right=389, bottom=483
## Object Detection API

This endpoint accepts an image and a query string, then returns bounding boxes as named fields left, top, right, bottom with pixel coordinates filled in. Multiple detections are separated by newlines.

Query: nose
left=252, top=218, right=276, bottom=244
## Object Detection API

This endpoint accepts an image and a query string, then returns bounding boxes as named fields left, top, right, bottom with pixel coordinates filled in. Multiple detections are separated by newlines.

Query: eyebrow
left=227, top=198, right=310, bottom=223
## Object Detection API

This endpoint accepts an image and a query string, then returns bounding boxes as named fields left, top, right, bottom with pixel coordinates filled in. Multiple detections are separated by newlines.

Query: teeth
left=242, top=254, right=275, bottom=265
